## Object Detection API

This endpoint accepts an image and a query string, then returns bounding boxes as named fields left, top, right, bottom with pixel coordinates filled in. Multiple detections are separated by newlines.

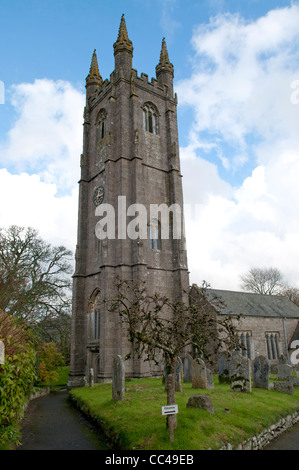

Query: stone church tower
left=68, top=15, right=189, bottom=387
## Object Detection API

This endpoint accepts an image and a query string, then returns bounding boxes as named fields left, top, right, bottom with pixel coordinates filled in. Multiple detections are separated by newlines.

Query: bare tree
left=279, top=286, right=299, bottom=307
left=0, top=225, right=73, bottom=323
left=107, top=278, right=237, bottom=443
left=240, top=267, right=285, bottom=295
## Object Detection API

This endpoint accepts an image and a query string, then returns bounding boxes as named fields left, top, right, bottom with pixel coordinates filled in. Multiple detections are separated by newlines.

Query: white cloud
left=1, top=79, right=84, bottom=193
left=0, top=79, right=83, bottom=252
left=178, top=5, right=299, bottom=290
left=0, top=169, right=78, bottom=252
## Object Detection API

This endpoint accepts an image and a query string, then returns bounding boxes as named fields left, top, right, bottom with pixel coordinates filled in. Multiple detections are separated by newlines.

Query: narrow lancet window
left=143, top=103, right=158, bottom=135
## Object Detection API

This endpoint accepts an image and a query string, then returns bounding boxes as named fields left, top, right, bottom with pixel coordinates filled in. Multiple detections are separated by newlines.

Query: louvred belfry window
left=143, top=103, right=158, bottom=135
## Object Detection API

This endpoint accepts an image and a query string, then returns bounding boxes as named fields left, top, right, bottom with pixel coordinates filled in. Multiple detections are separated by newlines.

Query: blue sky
left=0, top=0, right=299, bottom=290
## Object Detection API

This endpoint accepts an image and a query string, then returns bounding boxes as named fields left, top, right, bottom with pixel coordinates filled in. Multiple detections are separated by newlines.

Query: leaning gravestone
left=252, top=355, right=269, bottom=389
left=175, top=357, right=182, bottom=392
left=229, top=350, right=251, bottom=393
left=192, top=358, right=214, bottom=389
left=112, top=355, right=125, bottom=401
left=0, top=341, right=4, bottom=364
left=183, top=355, right=193, bottom=383
left=218, top=352, right=230, bottom=384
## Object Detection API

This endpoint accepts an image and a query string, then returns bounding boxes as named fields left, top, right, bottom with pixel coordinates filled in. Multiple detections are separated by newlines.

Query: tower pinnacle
left=156, top=38, right=174, bottom=78
left=86, top=49, right=103, bottom=88
left=113, top=14, right=133, bottom=56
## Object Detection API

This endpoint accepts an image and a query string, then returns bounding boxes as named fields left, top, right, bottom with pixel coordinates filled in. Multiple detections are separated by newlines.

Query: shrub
left=35, top=342, right=65, bottom=387
left=0, top=310, right=36, bottom=447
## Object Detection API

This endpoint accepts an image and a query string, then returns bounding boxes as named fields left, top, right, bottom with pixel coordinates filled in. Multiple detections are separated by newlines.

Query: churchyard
left=69, top=352, right=299, bottom=450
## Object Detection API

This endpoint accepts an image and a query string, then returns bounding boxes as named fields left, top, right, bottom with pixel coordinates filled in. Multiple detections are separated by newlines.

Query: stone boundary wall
left=70, top=388, right=299, bottom=451
left=220, top=411, right=299, bottom=450
left=22, top=387, right=50, bottom=415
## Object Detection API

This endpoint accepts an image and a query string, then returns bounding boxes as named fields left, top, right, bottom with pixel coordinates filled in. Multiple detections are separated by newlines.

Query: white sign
left=161, top=404, right=178, bottom=415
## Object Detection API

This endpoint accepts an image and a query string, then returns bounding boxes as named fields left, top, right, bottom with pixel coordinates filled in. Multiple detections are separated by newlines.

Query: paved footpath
left=17, top=389, right=110, bottom=450
left=263, top=421, right=299, bottom=450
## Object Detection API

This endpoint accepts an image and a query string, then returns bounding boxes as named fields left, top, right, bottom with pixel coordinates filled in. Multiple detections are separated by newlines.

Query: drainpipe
left=282, top=317, right=290, bottom=365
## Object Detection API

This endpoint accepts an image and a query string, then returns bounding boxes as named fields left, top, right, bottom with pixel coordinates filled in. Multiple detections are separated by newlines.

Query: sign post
left=161, top=404, right=178, bottom=416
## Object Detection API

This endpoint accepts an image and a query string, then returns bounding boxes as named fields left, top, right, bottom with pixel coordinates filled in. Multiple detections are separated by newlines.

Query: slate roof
left=202, top=288, right=299, bottom=319
left=290, top=321, right=299, bottom=344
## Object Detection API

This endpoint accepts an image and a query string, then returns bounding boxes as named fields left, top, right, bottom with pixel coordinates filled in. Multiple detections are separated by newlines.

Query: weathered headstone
left=183, top=355, right=193, bottom=383
left=272, top=377, right=294, bottom=395
left=0, top=341, right=4, bottom=365
left=88, top=368, right=94, bottom=387
left=218, top=352, right=230, bottom=384
left=292, top=376, right=299, bottom=387
left=278, top=362, right=292, bottom=380
left=206, top=368, right=214, bottom=389
left=192, top=358, right=205, bottom=389
left=192, top=358, right=213, bottom=389
left=229, top=350, right=251, bottom=393
left=186, top=395, right=214, bottom=414
left=252, top=355, right=269, bottom=389
left=112, top=355, right=125, bottom=401
left=175, top=357, right=182, bottom=392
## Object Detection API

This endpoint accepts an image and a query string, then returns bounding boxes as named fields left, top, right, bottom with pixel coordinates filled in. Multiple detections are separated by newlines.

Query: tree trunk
left=166, top=359, right=177, bottom=443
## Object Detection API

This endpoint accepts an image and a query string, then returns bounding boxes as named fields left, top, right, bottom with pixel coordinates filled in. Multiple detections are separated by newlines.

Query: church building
left=68, top=15, right=189, bottom=387
left=68, top=16, right=299, bottom=387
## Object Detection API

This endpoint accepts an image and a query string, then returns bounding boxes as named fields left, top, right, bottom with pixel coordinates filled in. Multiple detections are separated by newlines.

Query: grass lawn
left=69, top=376, right=299, bottom=450
left=49, top=366, right=70, bottom=391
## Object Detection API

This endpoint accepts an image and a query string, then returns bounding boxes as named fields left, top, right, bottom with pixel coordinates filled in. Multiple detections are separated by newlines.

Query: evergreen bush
left=0, top=311, right=36, bottom=448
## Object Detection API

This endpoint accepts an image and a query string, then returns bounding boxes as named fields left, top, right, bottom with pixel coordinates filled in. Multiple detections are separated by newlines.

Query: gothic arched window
left=266, top=332, right=280, bottom=360
left=143, top=103, right=158, bottom=135
left=93, top=309, right=100, bottom=340
left=236, top=331, right=251, bottom=359
left=96, top=109, right=107, bottom=141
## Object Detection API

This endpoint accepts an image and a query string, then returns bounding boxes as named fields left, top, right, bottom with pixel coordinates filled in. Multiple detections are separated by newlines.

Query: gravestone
left=278, top=355, right=291, bottom=380
left=186, top=395, right=214, bottom=414
left=192, top=358, right=206, bottom=389
left=278, top=363, right=291, bottom=380
left=0, top=341, right=4, bottom=365
left=292, top=376, right=299, bottom=386
left=272, top=377, right=294, bottom=395
left=183, top=355, right=193, bottom=383
left=175, top=357, right=182, bottom=392
left=89, top=368, right=94, bottom=387
left=112, top=355, right=125, bottom=401
left=229, top=350, right=251, bottom=393
left=192, top=358, right=214, bottom=389
left=252, top=355, right=269, bottom=389
left=206, top=368, right=215, bottom=390
left=218, top=352, right=230, bottom=384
